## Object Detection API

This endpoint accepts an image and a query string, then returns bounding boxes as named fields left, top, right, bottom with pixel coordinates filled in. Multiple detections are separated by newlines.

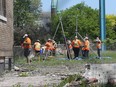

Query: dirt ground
left=0, top=63, right=85, bottom=87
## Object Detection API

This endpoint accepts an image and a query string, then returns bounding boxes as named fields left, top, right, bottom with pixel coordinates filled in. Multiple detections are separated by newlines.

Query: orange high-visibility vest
left=23, top=37, right=31, bottom=48
left=96, top=42, right=101, bottom=49
left=68, top=44, right=72, bottom=49
left=45, top=41, right=53, bottom=50
left=84, top=40, right=90, bottom=50
left=34, top=42, right=41, bottom=51
left=72, top=39, right=81, bottom=48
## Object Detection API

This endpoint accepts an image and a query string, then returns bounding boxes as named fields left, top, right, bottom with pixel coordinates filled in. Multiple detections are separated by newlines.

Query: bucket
left=40, top=49, right=43, bottom=54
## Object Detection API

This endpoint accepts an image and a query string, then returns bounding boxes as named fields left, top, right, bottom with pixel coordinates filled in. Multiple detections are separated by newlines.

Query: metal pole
left=59, top=16, right=71, bottom=59
left=99, top=0, right=106, bottom=51
left=75, top=15, right=78, bottom=36
left=53, top=22, right=60, bottom=39
left=8, top=58, right=12, bottom=70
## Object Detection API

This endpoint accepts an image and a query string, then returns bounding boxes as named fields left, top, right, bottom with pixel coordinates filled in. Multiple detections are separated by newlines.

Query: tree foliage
left=51, top=2, right=116, bottom=43
left=14, top=0, right=41, bottom=28
left=51, top=3, right=99, bottom=42
left=14, top=0, right=42, bottom=45
left=106, top=15, right=116, bottom=40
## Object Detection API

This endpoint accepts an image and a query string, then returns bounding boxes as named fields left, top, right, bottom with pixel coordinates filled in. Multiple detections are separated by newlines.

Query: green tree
left=14, top=0, right=41, bottom=28
left=14, top=0, right=42, bottom=45
left=104, top=15, right=116, bottom=50
left=106, top=15, right=116, bottom=39
left=51, top=2, right=99, bottom=42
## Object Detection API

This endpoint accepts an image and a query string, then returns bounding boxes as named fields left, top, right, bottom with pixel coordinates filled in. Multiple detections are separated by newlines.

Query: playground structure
left=51, top=0, right=106, bottom=51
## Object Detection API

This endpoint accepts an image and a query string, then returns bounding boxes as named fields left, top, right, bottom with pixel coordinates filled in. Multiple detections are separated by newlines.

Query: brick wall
left=0, top=0, right=13, bottom=57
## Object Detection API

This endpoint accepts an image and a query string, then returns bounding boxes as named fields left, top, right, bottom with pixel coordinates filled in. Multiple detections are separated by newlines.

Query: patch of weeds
left=44, top=84, right=49, bottom=87
left=19, top=72, right=29, bottom=77
left=28, top=84, right=34, bottom=87
left=52, top=83, right=57, bottom=87
left=14, top=56, right=26, bottom=65
left=99, top=83, right=116, bottom=87
left=25, top=64, right=37, bottom=71
left=57, top=73, right=116, bottom=87
left=12, top=83, right=21, bottom=87
left=57, top=74, right=81, bottom=87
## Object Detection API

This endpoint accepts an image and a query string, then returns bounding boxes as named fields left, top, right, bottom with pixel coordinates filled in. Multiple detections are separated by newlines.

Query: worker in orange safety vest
left=52, top=40, right=57, bottom=56
left=67, top=40, right=72, bottom=59
left=95, top=37, right=101, bottom=58
left=34, top=40, right=41, bottom=56
left=71, top=36, right=81, bottom=59
left=83, top=37, right=90, bottom=58
left=22, top=34, right=32, bottom=63
left=44, top=38, right=54, bottom=59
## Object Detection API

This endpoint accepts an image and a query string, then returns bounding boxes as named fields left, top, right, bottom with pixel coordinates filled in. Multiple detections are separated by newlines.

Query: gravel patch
left=0, top=64, right=85, bottom=87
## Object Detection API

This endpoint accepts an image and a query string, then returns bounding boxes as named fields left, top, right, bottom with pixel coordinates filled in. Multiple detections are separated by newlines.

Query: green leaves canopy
left=14, top=0, right=41, bottom=28
left=51, top=3, right=99, bottom=42
left=52, top=2, right=116, bottom=43
left=14, top=0, right=42, bottom=45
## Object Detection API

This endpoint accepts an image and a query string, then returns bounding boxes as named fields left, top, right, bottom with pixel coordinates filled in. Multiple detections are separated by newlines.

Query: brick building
left=0, top=0, right=13, bottom=70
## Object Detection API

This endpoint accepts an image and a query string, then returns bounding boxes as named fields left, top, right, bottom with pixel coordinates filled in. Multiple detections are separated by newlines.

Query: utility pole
left=99, top=0, right=106, bottom=51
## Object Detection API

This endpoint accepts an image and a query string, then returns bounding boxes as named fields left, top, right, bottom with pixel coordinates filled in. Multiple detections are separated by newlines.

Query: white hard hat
left=97, top=40, right=101, bottom=42
left=23, top=34, right=28, bottom=38
left=96, top=38, right=101, bottom=42
left=48, top=38, right=52, bottom=41
left=85, top=37, right=88, bottom=40
left=75, top=36, right=78, bottom=39
left=36, top=40, right=40, bottom=42
left=52, top=40, right=55, bottom=43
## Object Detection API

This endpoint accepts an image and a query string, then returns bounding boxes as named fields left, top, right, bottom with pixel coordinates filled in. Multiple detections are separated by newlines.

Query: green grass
left=14, top=51, right=116, bottom=67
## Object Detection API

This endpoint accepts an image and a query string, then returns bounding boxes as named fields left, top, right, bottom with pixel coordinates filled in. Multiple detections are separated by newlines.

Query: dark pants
left=24, top=48, right=31, bottom=58
left=73, top=47, right=80, bottom=58
left=82, top=50, right=85, bottom=57
left=84, top=50, right=89, bottom=58
left=97, top=49, right=101, bottom=57
left=52, top=49, right=56, bottom=56
left=24, top=48, right=31, bottom=63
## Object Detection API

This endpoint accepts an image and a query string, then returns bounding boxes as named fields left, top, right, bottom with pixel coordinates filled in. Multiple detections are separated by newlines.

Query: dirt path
left=0, top=64, right=84, bottom=87
left=0, top=73, right=61, bottom=87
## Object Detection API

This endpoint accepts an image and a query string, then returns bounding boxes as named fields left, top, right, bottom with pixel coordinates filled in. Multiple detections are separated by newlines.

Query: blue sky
left=41, top=0, right=116, bottom=15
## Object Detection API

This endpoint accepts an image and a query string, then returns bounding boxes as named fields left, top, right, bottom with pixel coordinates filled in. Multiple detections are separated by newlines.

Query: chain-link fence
left=13, top=44, right=66, bottom=58
left=13, top=43, right=116, bottom=59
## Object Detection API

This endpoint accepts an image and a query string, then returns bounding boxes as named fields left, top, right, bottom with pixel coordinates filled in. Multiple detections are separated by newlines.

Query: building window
left=0, top=0, right=6, bottom=17
left=0, top=0, right=7, bottom=21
